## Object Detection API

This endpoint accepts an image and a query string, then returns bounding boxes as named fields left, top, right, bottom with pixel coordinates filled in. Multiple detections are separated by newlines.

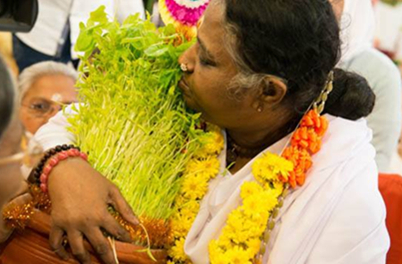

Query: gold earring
left=180, top=63, right=188, bottom=72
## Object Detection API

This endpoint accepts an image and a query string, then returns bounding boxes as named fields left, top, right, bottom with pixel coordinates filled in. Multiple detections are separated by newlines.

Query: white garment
left=15, top=0, right=145, bottom=59
left=339, top=0, right=375, bottom=63
left=374, top=2, right=402, bottom=61
left=185, top=116, right=389, bottom=264
left=33, top=110, right=390, bottom=263
left=33, top=104, right=78, bottom=150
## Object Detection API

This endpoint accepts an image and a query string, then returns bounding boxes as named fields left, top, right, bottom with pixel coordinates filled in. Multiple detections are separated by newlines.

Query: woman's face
left=178, top=3, right=262, bottom=130
left=330, top=0, right=345, bottom=21
left=19, top=74, right=77, bottom=134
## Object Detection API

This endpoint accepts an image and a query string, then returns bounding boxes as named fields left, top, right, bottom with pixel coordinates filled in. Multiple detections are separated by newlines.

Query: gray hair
left=213, top=0, right=269, bottom=99
left=18, top=61, right=78, bottom=101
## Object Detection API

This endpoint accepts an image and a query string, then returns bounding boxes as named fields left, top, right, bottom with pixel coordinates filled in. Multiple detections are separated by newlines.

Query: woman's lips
left=179, top=78, right=191, bottom=96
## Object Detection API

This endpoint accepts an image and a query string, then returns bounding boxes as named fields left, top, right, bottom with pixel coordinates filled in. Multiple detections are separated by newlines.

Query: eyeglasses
left=21, top=99, right=65, bottom=118
left=0, top=133, right=44, bottom=167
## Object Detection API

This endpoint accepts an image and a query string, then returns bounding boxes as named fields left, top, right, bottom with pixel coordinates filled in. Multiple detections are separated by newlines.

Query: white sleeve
left=33, top=103, right=79, bottom=150
left=116, top=0, right=146, bottom=22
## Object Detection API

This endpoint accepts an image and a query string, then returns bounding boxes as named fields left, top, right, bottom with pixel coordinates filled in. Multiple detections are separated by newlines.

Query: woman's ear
left=252, top=75, right=287, bottom=112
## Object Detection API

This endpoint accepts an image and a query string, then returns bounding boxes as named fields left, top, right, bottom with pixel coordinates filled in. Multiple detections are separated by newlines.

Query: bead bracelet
left=39, top=148, right=88, bottom=193
left=30, top=144, right=88, bottom=193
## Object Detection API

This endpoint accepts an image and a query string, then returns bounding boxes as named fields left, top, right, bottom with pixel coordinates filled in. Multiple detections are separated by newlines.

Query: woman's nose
left=178, top=45, right=196, bottom=73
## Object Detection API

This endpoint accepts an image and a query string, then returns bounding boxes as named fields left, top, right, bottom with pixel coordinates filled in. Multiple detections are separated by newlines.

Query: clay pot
left=0, top=210, right=167, bottom=264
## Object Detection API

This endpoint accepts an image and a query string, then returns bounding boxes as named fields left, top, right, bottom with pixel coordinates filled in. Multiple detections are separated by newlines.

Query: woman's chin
left=183, top=96, right=198, bottom=111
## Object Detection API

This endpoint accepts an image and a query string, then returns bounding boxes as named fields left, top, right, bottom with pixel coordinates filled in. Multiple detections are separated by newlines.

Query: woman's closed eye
left=198, top=48, right=216, bottom=67
left=196, top=41, right=217, bottom=67
left=199, top=55, right=215, bottom=66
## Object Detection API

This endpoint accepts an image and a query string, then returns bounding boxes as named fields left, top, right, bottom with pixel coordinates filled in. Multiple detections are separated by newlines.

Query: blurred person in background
left=372, top=0, right=402, bottom=173
left=0, top=55, right=35, bottom=243
left=334, top=0, right=402, bottom=172
left=374, top=0, right=402, bottom=70
left=18, top=61, right=78, bottom=135
left=13, top=0, right=145, bottom=71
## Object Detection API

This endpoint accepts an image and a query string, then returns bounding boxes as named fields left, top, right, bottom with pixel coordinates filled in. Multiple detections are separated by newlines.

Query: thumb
left=7, top=192, right=33, bottom=207
left=108, top=186, right=139, bottom=225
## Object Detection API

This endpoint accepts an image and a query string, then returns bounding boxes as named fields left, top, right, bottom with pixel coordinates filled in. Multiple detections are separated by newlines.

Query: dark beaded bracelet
left=30, top=144, right=80, bottom=184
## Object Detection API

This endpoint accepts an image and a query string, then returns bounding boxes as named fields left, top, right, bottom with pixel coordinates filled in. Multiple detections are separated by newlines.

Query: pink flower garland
left=164, top=0, right=209, bottom=26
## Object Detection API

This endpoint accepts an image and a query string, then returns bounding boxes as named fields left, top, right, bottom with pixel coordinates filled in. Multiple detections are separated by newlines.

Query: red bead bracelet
left=39, top=148, right=88, bottom=193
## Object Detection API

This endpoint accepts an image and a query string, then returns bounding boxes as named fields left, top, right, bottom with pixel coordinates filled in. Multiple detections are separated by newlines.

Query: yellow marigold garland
left=208, top=154, right=292, bottom=264
left=168, top=123, right=224, bottom=263
left=168, top=109, right=328, bottom=263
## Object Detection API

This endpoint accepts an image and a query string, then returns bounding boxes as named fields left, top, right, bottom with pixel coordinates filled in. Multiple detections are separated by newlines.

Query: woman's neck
left=227, top=123, right=290, bottom=152
left=226, top=116, right=297, bottom=174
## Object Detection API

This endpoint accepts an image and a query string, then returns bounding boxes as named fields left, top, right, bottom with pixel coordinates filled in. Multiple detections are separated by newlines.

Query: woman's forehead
left=201, top=0, right=224, bottom=31
left=198, top=3, right=229, bottom=58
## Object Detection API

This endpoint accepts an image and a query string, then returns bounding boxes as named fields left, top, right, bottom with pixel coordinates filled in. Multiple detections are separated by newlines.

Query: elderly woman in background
left=18, top=61, right=78, bottom=135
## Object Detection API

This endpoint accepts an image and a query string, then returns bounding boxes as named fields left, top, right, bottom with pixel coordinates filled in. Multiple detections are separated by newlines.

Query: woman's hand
left=47, top=158, right=138, bottom=264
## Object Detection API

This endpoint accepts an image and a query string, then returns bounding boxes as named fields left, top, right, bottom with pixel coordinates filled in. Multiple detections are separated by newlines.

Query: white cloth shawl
left=33, top=109, right=390, bottom=263
left=185, top=116, right=389, bottom=264
left=339, top=0, right=376, bottom=63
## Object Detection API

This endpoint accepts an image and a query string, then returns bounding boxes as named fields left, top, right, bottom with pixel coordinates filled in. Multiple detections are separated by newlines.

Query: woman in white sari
left=30, top=0, right=389, bottom=263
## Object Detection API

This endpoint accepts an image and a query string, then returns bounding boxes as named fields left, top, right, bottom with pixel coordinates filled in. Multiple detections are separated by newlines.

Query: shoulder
left=313, top=116, right=374, bottom=167
left=343, top=48, right=398, bottom=72
left=341, top=49, right=401, bottom=94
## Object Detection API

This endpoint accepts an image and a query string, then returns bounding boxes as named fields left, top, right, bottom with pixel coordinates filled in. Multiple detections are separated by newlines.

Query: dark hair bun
left=325, top=68, right=375, bottom=120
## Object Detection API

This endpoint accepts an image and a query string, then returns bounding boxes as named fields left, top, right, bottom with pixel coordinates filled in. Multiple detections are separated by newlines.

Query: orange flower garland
left=209, top=108, right=329, bottom=264
left=282, top=109, right=328, bottom=188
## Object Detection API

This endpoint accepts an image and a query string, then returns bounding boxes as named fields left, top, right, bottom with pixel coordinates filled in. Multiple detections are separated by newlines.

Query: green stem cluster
left=68, top=6, right=203, bottom=221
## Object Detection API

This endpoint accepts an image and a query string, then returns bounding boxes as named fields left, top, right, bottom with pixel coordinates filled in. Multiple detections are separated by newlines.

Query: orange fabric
left=0, top=210, right=167, bottom=264
left=379, top=173, right=402, bottom=264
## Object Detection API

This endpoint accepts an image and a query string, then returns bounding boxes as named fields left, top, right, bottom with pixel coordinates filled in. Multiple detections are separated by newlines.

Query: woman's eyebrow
left=197, top=36, right=216, bottom=60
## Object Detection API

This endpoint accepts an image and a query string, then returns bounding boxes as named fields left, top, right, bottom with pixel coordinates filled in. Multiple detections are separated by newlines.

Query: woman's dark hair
left=0, top=55, right=15, bottom=139
left=222, top=0, right=375, bottom=121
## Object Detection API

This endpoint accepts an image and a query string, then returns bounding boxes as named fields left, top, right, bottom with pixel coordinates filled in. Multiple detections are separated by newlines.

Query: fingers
left=108, top=186, right=139, bottom=225
left=67, top=230, right=91, bottom=264
left=102, top=213, right=132, bottom=243
left=7, top=192, right=32, bottom=206
left=49, top=226, right=69, bottom=261
left=86, top=229, right=117, bottom=264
